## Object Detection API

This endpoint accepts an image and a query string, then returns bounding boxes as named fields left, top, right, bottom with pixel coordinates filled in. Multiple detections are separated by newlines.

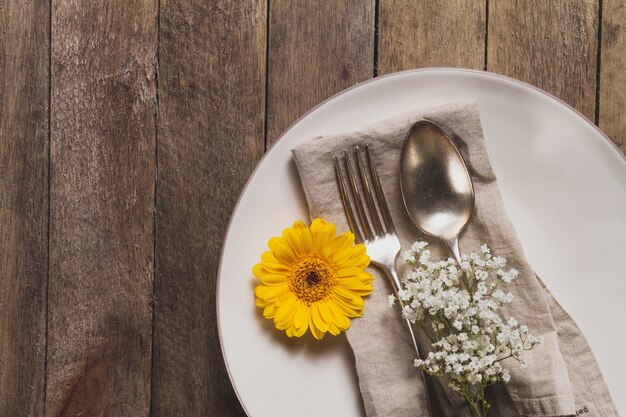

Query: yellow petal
left=332, top=245, right=365, bottom=264
left=310, top=218, right=328, bottom=229
left=328, top=322, right=341, bottom=335
left=252, top=263, right=266, bottom=278
left=328, top=300, right=351, bottom=329
left=293, top=324, right=307, bottom=337
left=268, top=237, right=296, bottom=264
left=255, top=284, right=289, bottom=301
left=311, top=304, right=330, bottom=333
left=336, top=272, right=373, bottom=291
left=317, top=301, right=334, bottom=324
left=298, top=223, right=313, bottom=254
left=322, top=232, right=353, bottom=257
left=353, top=255, right=370, bottom=269
left=336, top=266, right=368, bottom=278
left=275, top=291, right=296, bottom=307
left=253, top=262, right=291, bottom=277
left=259, top=273, right=289, bottom=285
left=293, top=320, right=309, bottom=337
left=337, top=278, right=374, bottom=295
left=334, top=287, right=365, bottom=309
left=333, top=302, right=360, bottom=318
left=293, top=306, right=309, bottom=337
left=282, top=226, right=303, bottom=256
left=274, top=303, right=296, bottom=330
left=263, top=303, right=277, bottom=318
left=311, top=218, right=336, bottom=251
left=261, top=251, right=281, bottom=264
left=331, top=294, right=363, bottom=316
left=286, top=220, right=314, bottom=255
left=352, top=271, right=374, bottom=285
left=309, top=313, right=325, bottom=340
left=333, top=245, right=369, bottom=269
left=293, top=303, right=308, bottom=329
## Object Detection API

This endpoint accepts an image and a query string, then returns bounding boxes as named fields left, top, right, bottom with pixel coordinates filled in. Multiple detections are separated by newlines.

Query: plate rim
left=216, top=67, right=626, bottom=417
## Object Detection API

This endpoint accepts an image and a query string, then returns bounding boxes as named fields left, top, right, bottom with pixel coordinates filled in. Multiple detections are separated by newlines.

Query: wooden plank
left=152, top=1, right=266, bottom=416
left=46, top=1, right=157, bottom=416
left=378, top=0, right=486, bottom=73
left=266, top=0, right=375, bottom=144
left=488, top=0, right=599, bottom=121
left=599, top=0, right=626, bottom=152
left=0, top=1, right=49, bottom=416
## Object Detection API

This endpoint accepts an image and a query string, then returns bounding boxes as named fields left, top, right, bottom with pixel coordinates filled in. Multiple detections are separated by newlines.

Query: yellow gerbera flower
left=253, top=218, right=373, bottom=340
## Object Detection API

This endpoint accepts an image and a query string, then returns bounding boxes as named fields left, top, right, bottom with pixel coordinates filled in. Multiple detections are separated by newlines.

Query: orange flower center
left=289, top=257, right=336, bottom=304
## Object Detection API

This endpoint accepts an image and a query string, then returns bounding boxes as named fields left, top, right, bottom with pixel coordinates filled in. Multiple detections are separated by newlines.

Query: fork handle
left=404, top=314, right=443, bottom=417
left=383, top=265, right=444, bottom=417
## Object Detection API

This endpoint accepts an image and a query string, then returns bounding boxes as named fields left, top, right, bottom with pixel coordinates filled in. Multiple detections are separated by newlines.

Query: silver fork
left=334, top=145, right=441, bottom=417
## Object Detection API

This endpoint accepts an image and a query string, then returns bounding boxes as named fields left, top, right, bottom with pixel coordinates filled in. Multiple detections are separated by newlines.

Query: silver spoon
left=400, top=120, right=475, bottom=267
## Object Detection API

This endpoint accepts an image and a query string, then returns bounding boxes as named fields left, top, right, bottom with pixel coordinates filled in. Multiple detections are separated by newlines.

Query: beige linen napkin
left=291, top=100, right=618, bottom=417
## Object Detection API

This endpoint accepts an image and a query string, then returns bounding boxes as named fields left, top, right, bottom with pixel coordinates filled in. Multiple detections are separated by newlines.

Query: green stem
left=416, top=320, right=436, bottom=343
left=463, top=381, right=490, bottom=417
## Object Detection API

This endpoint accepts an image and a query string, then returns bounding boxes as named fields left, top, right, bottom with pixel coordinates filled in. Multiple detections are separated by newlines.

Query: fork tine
left=355, top=146, right=384, bottom=236
left=365, top=144, right=397, bottom=235
left=334, top=156, right=363, bottom=243
left=344, top=151, right=374, bottom=241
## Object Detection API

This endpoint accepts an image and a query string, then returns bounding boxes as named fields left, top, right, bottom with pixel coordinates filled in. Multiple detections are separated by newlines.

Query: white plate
left=217, top=68, right=626, bottom=417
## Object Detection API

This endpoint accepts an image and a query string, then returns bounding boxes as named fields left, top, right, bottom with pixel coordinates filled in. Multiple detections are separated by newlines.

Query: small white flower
left=492, top=256, right=506, bottom=267
left=402, top=251, right=416, bottom=263
left=392, top=240, right=541, bottom=407
left=501, top=369, right=511, bottom=382
left=405, top=291, right=418, bottom=304
left=475, top=270, right=488, bottom=281
left=411, top=240, right=428, bottom=252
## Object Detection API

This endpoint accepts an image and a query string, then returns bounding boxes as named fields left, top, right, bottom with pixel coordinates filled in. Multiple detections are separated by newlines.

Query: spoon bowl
left=400, top=120, right=475, bottom=263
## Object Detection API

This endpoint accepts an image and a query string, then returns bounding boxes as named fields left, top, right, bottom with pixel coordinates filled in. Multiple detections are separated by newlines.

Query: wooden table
left=0, top=1, right=624, bottom=416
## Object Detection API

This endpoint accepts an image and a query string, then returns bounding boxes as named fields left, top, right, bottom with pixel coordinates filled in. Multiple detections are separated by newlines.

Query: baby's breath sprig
left=391, top=241, right=543, bottom=417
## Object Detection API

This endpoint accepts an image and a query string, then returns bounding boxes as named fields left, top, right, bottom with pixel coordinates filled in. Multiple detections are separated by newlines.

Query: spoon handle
left=446, top=237, right=475, bottom=293
left=445, top=237, right=463, bottom=267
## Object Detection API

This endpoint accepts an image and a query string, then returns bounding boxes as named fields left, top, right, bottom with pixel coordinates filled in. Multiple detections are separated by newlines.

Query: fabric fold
left=291, top=100, right=618, bottom=417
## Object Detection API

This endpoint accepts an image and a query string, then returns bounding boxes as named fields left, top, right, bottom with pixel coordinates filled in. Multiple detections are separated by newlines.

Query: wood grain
left=488, top=0, right=599, bottom=121
left=0, top=1, right=623, bottom=416
left=0, top=1, right=49, bottom=416
left=47, top=1, right=157, bottom=416
left=378, top=0, right=486, bottom=73
left=266, top=0, right=375, bottom=144
left=152, top=1, right=265, bottom=416
left=599, top=0, right=626, bottom=152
